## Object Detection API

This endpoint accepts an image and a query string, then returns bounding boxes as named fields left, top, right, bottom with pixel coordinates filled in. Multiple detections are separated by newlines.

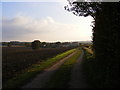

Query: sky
left=1, top=1, right=94, bottom=42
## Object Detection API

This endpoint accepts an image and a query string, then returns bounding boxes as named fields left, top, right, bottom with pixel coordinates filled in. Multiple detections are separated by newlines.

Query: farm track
left=22, top=50, right=78, bottom=88
left=69, top=49, right=88, bottom=88
left=3, top=47, right=74, bottom=83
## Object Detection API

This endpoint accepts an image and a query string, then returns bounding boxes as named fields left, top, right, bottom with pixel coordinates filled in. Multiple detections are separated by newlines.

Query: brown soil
left=3, top=47, right=73, bottom=83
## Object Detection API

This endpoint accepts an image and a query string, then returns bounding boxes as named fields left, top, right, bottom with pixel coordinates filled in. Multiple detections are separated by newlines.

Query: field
left=2, top=47, right=74, bottom=84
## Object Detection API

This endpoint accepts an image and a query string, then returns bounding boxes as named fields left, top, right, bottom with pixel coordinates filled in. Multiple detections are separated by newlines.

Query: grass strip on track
left=3, top=48, right=77, bottom=88
left=45, top=49, right=82, bottom=88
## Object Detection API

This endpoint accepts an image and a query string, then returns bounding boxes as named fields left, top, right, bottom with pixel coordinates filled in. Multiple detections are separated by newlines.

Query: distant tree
left=55, top=42, right=61, bottom=45
left=41, top=42, right=47, bottom=48
left=7, top=42, right=12, bottom=47
left=55, top=42, right=61, bottom=48
left=31, top=40, right=41, bottom=49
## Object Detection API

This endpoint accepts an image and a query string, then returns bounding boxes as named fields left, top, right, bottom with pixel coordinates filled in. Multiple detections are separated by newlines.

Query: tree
left=7, top=42, right=12, bottom=47
left=55, top=41, right=61, bottom=45
left=65, top=1, right=101, bottom=18
left=31, top=40, right=41, bottom=49
left=55, top=41, right=61, bottom=48
left=41, top=42, right=47, bottom=48
left=65, top=0, right=120, bottom=88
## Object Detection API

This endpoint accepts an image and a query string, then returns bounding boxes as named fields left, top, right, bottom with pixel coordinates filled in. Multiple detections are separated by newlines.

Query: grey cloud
left=2, top=15, right=55, bottom=41
left=2, top=15, right=92, bottom=42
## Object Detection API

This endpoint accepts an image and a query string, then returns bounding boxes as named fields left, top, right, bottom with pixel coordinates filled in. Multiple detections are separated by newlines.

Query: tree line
left=2, top=40, right=80, bottom=49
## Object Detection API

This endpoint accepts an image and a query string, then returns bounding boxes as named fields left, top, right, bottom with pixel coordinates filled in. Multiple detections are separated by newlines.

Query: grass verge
left=82, top=47, right=118, bottom=88
left=82, top=47, right=96, bottom=88
left=3, top=48, right=77, bottom=88
left=45, top=49, right=82, bottom=88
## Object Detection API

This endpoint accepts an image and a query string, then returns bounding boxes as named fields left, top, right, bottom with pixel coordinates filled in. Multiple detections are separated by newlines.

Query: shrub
left=31, top=40, right=41, bottom=49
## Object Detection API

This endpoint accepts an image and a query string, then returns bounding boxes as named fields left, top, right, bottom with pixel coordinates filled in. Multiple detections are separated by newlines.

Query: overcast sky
left=1, top=1, right=93, bottom=42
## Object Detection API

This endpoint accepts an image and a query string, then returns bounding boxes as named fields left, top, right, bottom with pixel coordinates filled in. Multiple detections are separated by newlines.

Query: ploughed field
left=2, top=47, right=74, bottom=84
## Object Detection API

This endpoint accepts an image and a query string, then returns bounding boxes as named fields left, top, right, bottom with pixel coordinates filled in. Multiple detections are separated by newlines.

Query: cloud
left=2, top=15, right=92, bottom=42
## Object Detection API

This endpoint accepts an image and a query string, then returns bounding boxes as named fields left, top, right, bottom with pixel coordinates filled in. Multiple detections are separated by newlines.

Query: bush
left=31, top=40, right=41, bottom=49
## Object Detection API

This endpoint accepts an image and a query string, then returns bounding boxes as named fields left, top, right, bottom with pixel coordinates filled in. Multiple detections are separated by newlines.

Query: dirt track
left=69, top=49, right=88, bottom=88
left=22, top=50, right=78, bottom=88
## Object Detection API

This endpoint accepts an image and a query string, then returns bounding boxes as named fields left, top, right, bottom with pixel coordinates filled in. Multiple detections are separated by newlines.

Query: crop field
left=2, top=47, right=74, bottom=84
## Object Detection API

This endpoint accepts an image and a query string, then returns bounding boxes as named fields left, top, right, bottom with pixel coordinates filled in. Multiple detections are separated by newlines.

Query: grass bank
left=82, top=47, right=120, bottom=88
left=45, top=49, right=82, bottom=88
left=82, top=47, right=97, bottom=88
left=3, top=48, right=77, bottom=88
left=82, top=47, right=119, bottom=88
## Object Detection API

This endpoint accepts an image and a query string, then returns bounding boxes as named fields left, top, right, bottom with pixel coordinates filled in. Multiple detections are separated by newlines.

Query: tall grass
left=82, top=48, right=97, bottom=88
